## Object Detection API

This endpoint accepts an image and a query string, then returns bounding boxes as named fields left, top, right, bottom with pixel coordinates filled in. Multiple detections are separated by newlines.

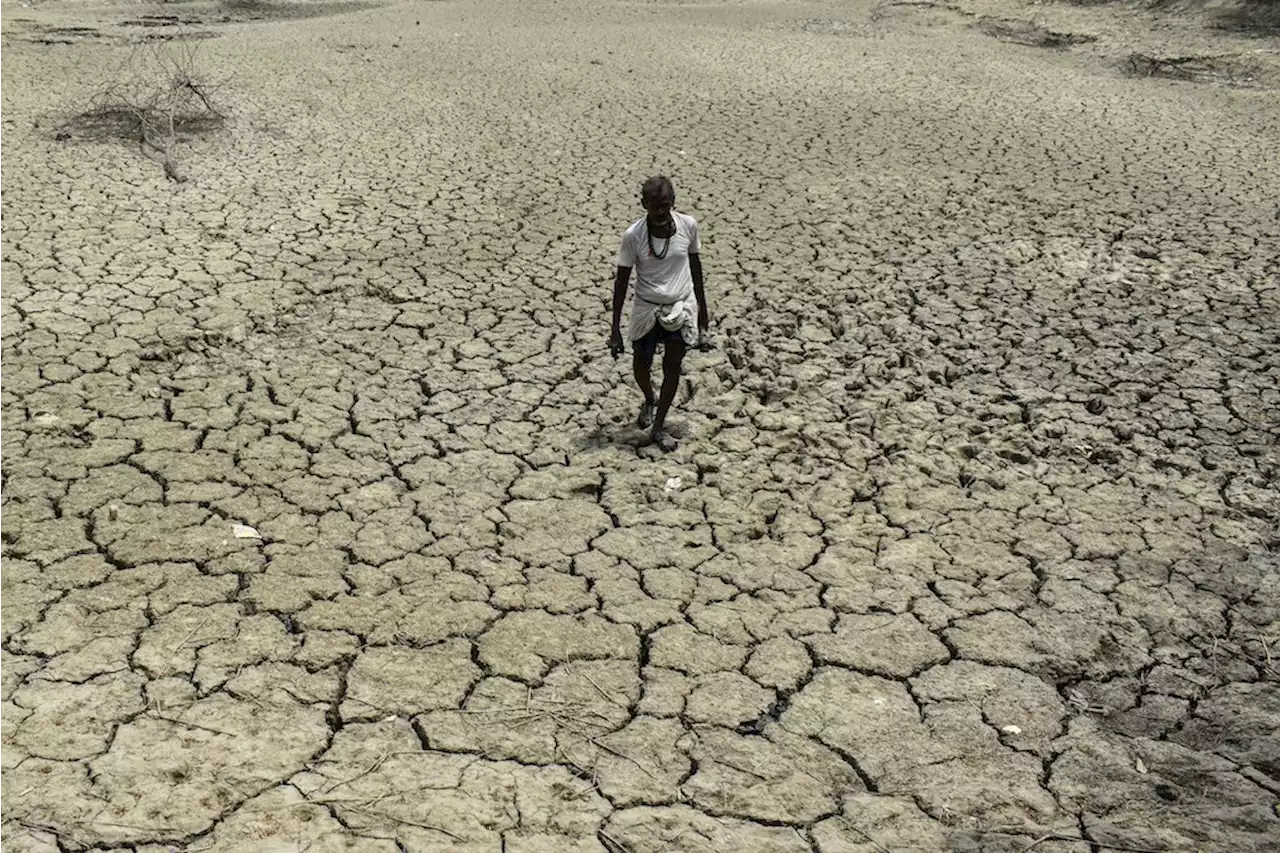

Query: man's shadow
left=575, top=412, right=689, bottom=453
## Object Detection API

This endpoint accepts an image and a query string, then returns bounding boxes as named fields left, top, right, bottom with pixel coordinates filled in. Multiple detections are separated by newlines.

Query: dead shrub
left=56, top=40, right=227, bottom=182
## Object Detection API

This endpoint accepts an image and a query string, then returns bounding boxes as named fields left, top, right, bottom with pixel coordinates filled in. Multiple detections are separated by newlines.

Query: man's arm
left=611, top=266, right=631, bottom=332
left=610, top=225, right=637, bottom=356
left=609, top=266, right=631, bottom=357
left=690, top=253, right=709, bottom=333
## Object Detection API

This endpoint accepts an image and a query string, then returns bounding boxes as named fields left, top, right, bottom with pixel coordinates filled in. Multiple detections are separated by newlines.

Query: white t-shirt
left=616, top=211, right=701, bottom=305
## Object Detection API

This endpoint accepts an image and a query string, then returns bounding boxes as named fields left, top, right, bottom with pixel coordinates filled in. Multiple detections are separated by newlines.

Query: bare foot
left=637, top=400, right=656, bottom=429
left=651, top=428, right=678, bottom=452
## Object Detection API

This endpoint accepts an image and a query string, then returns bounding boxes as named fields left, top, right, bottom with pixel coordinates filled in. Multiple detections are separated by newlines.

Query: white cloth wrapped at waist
left=629, top=286, right=699, bottom=346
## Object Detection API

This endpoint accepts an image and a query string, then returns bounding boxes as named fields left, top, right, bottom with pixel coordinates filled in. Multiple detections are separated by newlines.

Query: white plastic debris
left=664, top=477, right=683, bottom=492
left=1000, top=725, right=1023, bottom=735
left=1135, top=757, right=1148, bottom=774
left=232, top=524, right=261, bottom=539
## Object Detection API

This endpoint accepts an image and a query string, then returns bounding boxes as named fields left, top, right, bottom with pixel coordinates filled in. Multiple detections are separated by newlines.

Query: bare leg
left=633, top=348, right=656, bottom=427
left=651, top=337, right=686, bottom=450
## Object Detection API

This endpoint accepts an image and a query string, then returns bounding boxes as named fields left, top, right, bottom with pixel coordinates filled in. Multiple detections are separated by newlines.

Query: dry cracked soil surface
left=2, top=0, right=1279, bottom=850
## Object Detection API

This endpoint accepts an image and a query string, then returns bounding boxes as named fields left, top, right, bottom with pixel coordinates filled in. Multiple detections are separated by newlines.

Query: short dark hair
left=641, top=175, right=675, bottom=205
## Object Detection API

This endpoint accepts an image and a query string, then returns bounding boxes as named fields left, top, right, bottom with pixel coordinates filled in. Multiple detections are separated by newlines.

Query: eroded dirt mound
left=977, top=16, right=1098, bottom=46
left=1153, top=0, right=1280, bottom=34
left=1124, top=49, right=1277, bottom=86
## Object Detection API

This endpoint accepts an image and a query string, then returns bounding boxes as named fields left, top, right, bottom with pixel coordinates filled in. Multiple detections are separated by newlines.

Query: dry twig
left=1019, top=832, right=1170, bottom=853
left=149, top=713, right=236, bottom=737
left=343, top=805, right=465, bottom=842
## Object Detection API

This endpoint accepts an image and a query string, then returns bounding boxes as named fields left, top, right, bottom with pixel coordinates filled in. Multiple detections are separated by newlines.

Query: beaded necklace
left=647, top=217, right=675, bottom=260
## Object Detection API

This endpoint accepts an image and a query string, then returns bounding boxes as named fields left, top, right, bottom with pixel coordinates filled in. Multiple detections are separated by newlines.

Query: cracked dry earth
left=2, top=0, right=1279, bottom=851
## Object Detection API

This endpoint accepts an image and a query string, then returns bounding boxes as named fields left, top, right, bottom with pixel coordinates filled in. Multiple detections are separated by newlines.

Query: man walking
left=609, top=175, right=710, bottom=452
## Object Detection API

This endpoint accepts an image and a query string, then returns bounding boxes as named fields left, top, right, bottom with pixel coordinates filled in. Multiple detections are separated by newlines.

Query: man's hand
left=609, top=328, right=625, bottom=360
